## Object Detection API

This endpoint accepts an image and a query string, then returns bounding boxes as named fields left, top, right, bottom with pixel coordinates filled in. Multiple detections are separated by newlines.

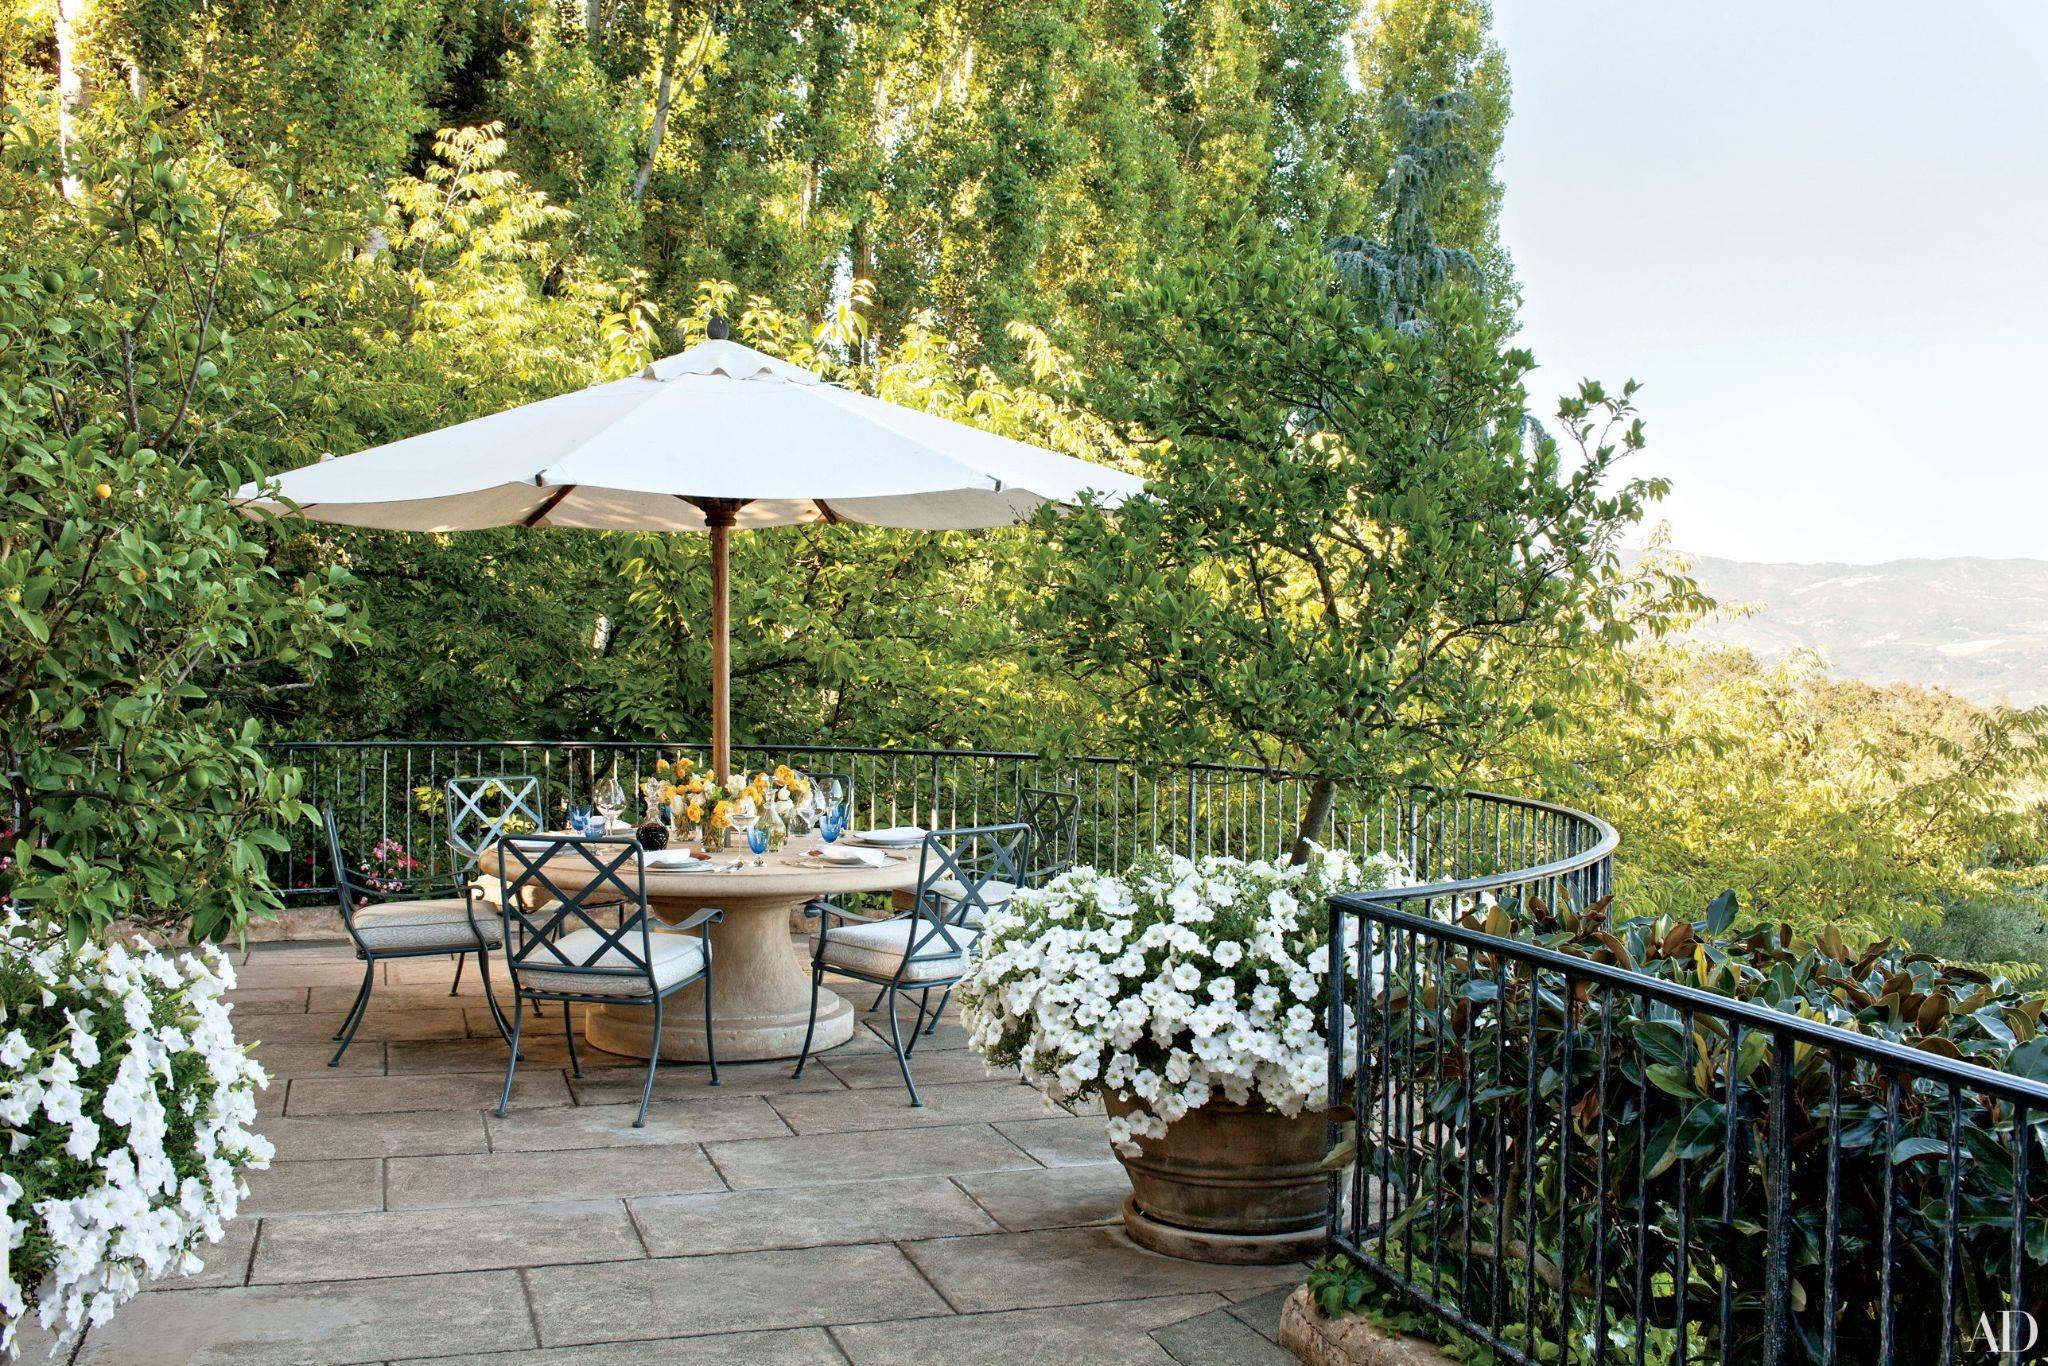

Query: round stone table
left=493, top=833, right=919, bottom=1062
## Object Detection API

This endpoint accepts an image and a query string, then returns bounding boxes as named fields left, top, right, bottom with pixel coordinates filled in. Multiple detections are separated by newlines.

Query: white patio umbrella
left=236, top=325, right=1144, bottom=778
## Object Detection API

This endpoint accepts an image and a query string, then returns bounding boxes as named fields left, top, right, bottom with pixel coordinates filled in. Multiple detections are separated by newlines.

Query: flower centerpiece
left=649, top=756, right=740, bottom=851
left=0, top=915, right=272, bottom=1356
left=959, top=845, right=1407, bottom=1262
left=752, top=766, right=811, bottom=845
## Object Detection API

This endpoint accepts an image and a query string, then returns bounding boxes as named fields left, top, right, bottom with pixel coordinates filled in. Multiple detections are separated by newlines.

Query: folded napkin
left=819, top=845, right=891, bottom=867
left=644, top=848, right=706, bottom=867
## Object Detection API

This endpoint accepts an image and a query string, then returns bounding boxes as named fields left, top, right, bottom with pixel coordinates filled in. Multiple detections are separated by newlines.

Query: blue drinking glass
left=821, top=811, right=842, bottom=843
left=747, top=827, right=769, bottom=859
left=567, top=803, right=591, bottom=834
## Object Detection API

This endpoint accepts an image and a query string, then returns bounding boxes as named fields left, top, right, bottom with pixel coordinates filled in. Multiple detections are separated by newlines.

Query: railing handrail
left=258, top=737, right=1451, bottom=784
left=1341, top=792, right=1619, bottom=903
left=1333, top=894, right=2048, bottom=1107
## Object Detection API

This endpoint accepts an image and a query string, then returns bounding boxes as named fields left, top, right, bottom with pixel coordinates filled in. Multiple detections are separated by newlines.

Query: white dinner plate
left=849, top=827, right=925, bottom=848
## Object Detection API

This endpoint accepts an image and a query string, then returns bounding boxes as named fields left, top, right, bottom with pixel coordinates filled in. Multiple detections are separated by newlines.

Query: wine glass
left=821, top=810, right=843, bottom=844
left=593, top=774, right=626, bottom=834
left=746, top=825, right=769, bottom=866
left=730, top=794, right=759, bottom=850
left=566, top=802, right=591, bottom=836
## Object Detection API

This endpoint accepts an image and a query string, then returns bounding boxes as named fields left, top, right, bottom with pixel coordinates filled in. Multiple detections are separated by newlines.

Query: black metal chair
left=322, top=806, right=508, bottom=1068
left=794, top=822, right=1029, bottom=1105
left=493, top=834, right=721, bottom=1127
left=1017, top=785, right=1082, bottom=887
left=443, top=775, right=549, bottom=997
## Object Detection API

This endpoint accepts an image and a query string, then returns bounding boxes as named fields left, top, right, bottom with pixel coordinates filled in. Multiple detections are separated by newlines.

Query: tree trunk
left=54, top=0, right=91, bottom=200
left=1288, top=775, right=1338, bottom=866
left=630, top=0, right=690, bottom=206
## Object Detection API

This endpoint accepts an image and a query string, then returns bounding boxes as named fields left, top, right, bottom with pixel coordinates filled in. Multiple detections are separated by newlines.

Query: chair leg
left=923, top=986, right=953, bottom=1035
left=496, top=995, right=525, bottom=1118
left=702, top=967, right=720, bottom=1088
left=332, top=962, right=372, bottom=1040
left=634, top=995, right=663, bottom=1128
left=866, top=984, right=888, bottom=1013
left=907, top=988, right=933, bottom=1052
left=563, top=999, right=582, bottom=1078
left=449, top=952, right=465, bottom=996
left=329, top=963, right=374, bottom=1066
left=791, top=964, right=824, bottom=1080
left=476, top=945, right=511, bottom=1046
left=885, top=983, right=922, bottom=1106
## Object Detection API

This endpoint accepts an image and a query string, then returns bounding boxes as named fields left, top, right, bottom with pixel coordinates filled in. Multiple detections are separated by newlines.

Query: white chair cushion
left=516, top=926, right=706, bottom=998
left=816, top=917, right=978, bottom=983
left=928, top=878, right=1018, bottom=928
left=353, top=898, right=500, bottom=952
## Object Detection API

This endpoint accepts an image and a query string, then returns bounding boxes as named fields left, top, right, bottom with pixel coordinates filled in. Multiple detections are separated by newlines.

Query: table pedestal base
left=582, top=891, right=854, bottom=1063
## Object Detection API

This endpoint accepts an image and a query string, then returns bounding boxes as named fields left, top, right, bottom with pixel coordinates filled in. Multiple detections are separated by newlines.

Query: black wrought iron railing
left=1328, top=824, right=2048, bottom=1365
left=260, top=740, right=1595, bottom=901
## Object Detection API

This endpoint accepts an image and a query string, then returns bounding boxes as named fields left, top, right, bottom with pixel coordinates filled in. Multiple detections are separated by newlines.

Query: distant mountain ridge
left=1682, top=555, right=2048, bottom=707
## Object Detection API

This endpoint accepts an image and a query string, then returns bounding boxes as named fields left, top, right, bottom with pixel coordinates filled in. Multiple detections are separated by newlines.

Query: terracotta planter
left=1105, top=1091, right=1331, bottom=1264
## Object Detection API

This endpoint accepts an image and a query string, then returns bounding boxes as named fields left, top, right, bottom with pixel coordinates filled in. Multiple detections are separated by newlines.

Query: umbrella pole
left=707, top=507, right=734, bottom=782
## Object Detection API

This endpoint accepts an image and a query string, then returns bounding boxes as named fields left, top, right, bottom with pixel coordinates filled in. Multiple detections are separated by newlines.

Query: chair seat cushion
left=929, top=878, right=1018, bottom=928
left=516, top=926, right=706, bottom=998
left=816, top=917, right=978, bottom=983
left=354, top=899, right=500, bottom=952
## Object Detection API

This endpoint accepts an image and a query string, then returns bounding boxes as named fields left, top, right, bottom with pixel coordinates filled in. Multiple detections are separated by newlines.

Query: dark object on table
left=636, top=820, right=670, bottom=851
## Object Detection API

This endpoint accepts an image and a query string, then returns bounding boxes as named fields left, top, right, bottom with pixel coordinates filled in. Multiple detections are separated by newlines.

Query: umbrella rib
left=521, top=486, right=576, bottom=527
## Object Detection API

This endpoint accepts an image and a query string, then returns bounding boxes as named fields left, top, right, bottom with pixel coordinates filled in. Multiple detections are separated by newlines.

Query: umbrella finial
left=707, top=313, right=730, bottom=341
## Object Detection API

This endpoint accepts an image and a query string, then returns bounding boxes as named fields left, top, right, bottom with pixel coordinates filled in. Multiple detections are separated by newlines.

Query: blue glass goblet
left=747, top=826, right=769, bottom=865
left=567, top=804, right=591, bottom=835
left=821, top=812, right=843, bottom=843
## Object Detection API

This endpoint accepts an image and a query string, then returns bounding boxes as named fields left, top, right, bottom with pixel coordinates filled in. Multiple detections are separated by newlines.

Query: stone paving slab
left=954, top=1161, right=1131, bottom=1231
left=388, top=1036, right=583, bottom=1074
left=821, top=1047, right=1013, bottom=1089
left=420, top=1327, right=845, bottom=1364
left=142, top=1216, right=259, bottom=1292
left=286, top=1069, right=572, bottom=1116
left=526, top=1243, right=952, bottom=1345
left=246, top=1009, right=471, bottom=1044
left=247, top=1040, right=386, bottom=1078
left=993, top=1114, right=1119, bottom=1166
left=264, top=1107, right=492, bottom=1161
left=385, top=1144, right=723, bottom=1210
left=765, top=1078, right=1063, bottom=1135
left=250, top=1199, right=642, bottom=1284
left=900, top=1226, right=1304, bottom=1313
left=830, top=1293, right=1222, bottom=1364
left=630, top=1175, right=998, bottom=1256
left=565, top=1058, right=843, bottom=1103
left=225, top=986, right=313, bottom=1014
left=243, top=1157, right=385, bottom=1217
left=704, top=1120, right=1041, bottom=1190
left=483, top=1092, right=789, bottom=1151
left=77, top=1269, right=535, bottom=1364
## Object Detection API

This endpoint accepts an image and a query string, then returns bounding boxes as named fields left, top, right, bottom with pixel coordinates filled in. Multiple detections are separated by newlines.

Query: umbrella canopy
left=237, top=333, right=1143, bottom=778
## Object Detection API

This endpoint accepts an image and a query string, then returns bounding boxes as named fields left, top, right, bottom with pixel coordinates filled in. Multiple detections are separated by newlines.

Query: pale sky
left=1492, top=2, right=2048, bottom=565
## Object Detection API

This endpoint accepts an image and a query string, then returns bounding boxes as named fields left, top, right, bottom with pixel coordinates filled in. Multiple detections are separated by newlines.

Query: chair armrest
left=658, top=907, right=725, bottom=934
left=804, top=898, right=878, bottom=924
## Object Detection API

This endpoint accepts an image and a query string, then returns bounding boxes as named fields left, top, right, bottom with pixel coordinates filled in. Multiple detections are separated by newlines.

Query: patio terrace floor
left=56, top=940, right=1306, bottom=1365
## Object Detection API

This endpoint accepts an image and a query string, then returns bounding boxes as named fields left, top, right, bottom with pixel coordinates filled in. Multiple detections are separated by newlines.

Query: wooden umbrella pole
left=704, top=502, right=738, bottom=782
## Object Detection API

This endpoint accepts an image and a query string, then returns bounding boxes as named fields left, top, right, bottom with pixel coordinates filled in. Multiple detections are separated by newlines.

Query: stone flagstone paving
left=54, top=941, right=1305, bottom=1365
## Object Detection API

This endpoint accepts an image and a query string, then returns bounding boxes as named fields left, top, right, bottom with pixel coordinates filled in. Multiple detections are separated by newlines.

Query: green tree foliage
left=0, top=109, right=356, bottom=943
left=1517, top=637, right=2048, bottom=944
left=1029, top=222, right=1665, bottom=854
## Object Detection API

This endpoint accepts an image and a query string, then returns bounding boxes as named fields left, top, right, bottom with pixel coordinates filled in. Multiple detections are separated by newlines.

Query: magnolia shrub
left=0, top=917, right=271, bottom=1358
left=960, top=847, right=1407, bottom=1153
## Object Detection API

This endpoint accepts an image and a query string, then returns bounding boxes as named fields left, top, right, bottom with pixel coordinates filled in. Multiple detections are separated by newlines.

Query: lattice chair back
left=494, top=835, right=662, bottom=1000
left=447, top=776, right=547, bottom=883
left=913, top=823, right=1032, bottom=948
left=322, top=806, right=371, bottom=932
left=1016, top=786, right=1081, bottom=886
